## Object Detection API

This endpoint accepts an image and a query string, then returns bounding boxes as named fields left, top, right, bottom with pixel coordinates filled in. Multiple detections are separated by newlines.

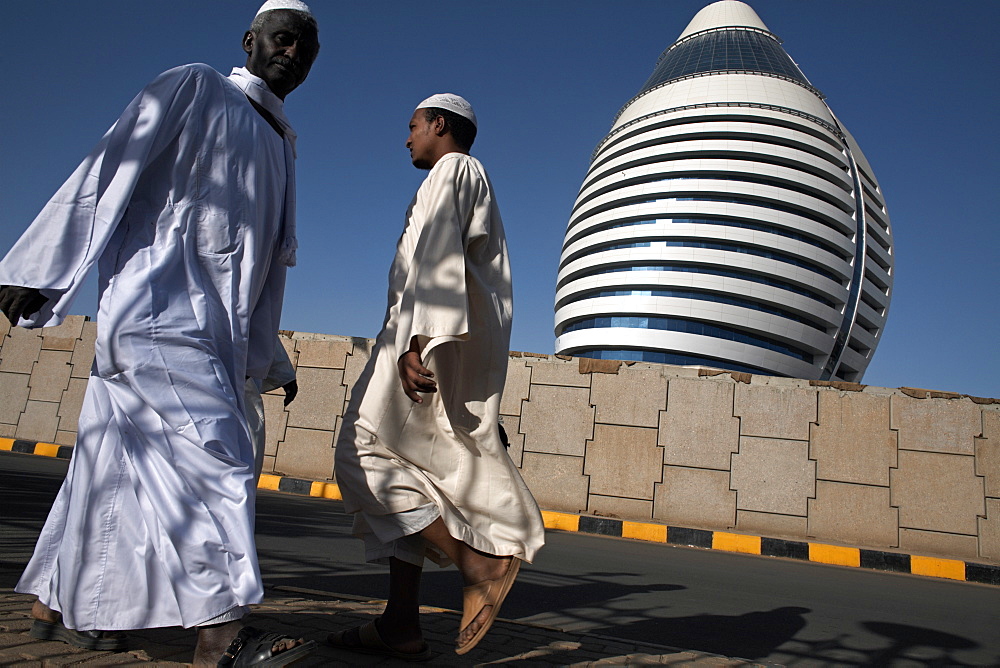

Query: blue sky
left=2, top=1, right=997, bottom=397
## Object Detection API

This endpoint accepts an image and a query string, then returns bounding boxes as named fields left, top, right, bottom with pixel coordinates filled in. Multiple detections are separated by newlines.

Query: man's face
left=243, top=10, right=320, bottom=99
left=406, top=109, right=438, bottom=170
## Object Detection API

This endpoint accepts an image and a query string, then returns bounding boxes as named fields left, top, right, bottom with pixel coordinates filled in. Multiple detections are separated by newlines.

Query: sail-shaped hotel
left=554, top=1, right=893, bottom=381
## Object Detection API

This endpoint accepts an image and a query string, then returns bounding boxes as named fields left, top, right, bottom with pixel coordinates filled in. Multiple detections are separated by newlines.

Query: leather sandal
left=455, top=557, right=521, bottom=655
left=327, top=619, right=432, bottom=662
left=216, top=625, right=317, bottom=667
left=29, top=618, right=128, bottom=651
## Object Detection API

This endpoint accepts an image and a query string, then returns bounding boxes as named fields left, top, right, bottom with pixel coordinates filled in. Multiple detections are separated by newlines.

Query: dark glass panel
left=639, top=29, right=809, bottom=95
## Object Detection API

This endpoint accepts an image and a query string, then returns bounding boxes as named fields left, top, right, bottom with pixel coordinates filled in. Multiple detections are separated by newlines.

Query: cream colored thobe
left=335, top=153, right=544, bottom=566
left=4, top=64, right=298, bottom=630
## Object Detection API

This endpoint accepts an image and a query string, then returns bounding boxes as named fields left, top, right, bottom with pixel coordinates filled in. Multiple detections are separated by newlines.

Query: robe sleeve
left=0, top=65, right=206, bottom=328
left=394, top=156, right=486, bottom=359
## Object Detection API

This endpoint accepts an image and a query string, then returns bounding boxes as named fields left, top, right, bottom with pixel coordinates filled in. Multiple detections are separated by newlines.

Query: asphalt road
left=3, top=451, right=999, bottom=666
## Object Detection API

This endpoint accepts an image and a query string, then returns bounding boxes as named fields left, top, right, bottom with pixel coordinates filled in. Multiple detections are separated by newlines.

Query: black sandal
left=29, top=618, right=128, bottom=651
left=217, top=625, right=317, bottom=667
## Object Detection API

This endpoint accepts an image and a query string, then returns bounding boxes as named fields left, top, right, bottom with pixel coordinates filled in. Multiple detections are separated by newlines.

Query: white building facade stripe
left=554, top=0, right=893, bottom=382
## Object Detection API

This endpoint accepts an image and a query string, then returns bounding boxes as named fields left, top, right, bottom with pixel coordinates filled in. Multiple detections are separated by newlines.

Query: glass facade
left=639, top=28, right=811, bottom=95
left=577, top=348, right=773, bottom=376
left=561, top=315, right=814, bottom=362
left=560, top=288, right=827, bottom=330
left=571, top=263, right=837, bottom=307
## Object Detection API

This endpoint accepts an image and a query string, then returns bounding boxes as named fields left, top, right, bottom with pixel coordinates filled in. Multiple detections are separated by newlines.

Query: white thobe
left=335, top=153, right=545, bottom=566
left=2, top=64, right=296, bottom=630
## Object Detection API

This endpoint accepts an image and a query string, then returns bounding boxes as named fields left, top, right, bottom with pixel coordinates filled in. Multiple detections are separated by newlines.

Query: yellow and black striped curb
left=1, top=437, right=74, bottom=459
left=6, top=438, right=999, bottom=588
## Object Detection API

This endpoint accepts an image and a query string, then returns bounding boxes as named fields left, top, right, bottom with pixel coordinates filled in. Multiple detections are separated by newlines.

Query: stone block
left=0, top=373, right=30, bottom=425
left=890, top=395, right=982, bottom=455
left=519, top=452, right=589, bottom=513
left=0, top=315, right=8, bottom=339
left=499, top=359, right=531, bottom=416
left=735, top=510, right=807, bottom=539
left=499, top=414, right=523, bottom=468
left=978, top=410, right=1000, bottom=497
left=659, top=378, right=740, bottom=470
left=807, top=480, right=899, bottom=548
left=54, top=430, right=77, bottom=446
left=526, top=357, right=590, bottom=388
left=591, top=365, right=667, bottom=428
left=262, top=454, right=276, bottom=476
left=898, top=528, right=979, bottom=560
left=40, top=315, right=87, bottom=351
left=343, top=339, right=375, bottom=404
left=734, top=384, right=816, bottom=440
left=0, top=423, right=14, bottom=438
left=890, top=451, right=984, bottom=535
left=332, top=414, right=345, bottom=455
left=285, top=367, right=345, bottom=431
left=296, top=338, right=352, bottom=369
left=731, top=437, right=815, bottom=515
left=278, top=335, right=298, bottom=367
left=811, top=391, right=897, bottom=486
left=262, top=393, right=289, bottom=457
left=15, top=400, right=60, bottom=442
left=57, top=377, right=89, bottom=434
left=28, top=350, right=73, bottom=402
left=520, top=384, right=594, bottom=457
left=653, top=466, right=736, bottom=529
left=584, top=425, right=661, bottom=499
left=0, top=327, right=42, bottom=374
left=71, top=322, right=98, bottom=378
left=274, top=427, right=335, bottom=479
left=588, top=494, right=653, bottom=521
left=980, top=498, right=1000, bottom=562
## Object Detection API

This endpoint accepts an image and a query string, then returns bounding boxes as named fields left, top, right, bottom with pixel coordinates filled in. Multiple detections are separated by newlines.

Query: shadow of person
left=619, top=605, right=810, bottom=660
left=862, top=620, right=979, bottom=666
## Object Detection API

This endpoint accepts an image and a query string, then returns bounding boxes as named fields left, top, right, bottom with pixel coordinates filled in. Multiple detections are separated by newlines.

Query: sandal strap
left=357, top=621, right=391, bottom=650
left=459, top=579, right=497, bottom=629
left=217, top=626, right=292, bottom=667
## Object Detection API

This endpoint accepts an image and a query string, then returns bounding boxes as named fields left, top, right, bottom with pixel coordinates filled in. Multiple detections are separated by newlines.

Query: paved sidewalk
left=0, top=586, right=774, bottom=667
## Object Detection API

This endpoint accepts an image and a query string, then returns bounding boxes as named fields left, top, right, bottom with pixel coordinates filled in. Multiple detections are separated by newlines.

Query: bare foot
left=193, top=621, right=307, bottom=667
left=31, top=600, right=61, bottom=624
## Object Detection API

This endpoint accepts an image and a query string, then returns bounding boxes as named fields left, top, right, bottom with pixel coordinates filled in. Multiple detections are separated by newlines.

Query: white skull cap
left=416, top=93, right=477, bottom=128
left=255, top=0, right=313, bottom=17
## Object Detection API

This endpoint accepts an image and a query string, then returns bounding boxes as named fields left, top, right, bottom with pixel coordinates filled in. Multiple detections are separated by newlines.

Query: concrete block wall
left=1, top=320, right=998, bottom=565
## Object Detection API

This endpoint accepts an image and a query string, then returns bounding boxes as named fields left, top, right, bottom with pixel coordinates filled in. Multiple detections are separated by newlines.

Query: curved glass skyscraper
left=554, top=0, right=893, bottom=381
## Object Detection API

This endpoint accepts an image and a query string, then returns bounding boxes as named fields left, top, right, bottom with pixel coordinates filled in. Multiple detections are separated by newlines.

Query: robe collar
left=228, top=66, right=299, bottom=266
left=227, top=67, right=298, bottom=157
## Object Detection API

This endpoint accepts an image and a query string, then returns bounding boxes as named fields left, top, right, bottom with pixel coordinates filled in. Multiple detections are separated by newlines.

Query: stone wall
left=2, top=315, right=998, bottom=565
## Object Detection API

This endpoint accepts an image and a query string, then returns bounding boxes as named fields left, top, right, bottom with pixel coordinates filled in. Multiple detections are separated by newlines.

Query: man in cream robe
left=333, top=94, right=544, bottom=658
left=0, top=2, right=320, bottom=664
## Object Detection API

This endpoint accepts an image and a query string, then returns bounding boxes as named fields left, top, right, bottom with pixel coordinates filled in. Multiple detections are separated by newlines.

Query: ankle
left=31, top=600, right=61, bottom=624
left=461, top=554, right=509, bottom=586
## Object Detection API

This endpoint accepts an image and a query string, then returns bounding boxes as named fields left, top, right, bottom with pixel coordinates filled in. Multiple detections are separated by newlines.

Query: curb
left=6, top=438, right=1000, bottom=589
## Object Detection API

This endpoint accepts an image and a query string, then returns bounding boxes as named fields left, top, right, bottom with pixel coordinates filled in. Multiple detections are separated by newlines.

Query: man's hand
left=281, top=379, right=298, bottom=406
left=0, top=286, right=46, bottom=326
left=398, top=351, right=437, bottom=403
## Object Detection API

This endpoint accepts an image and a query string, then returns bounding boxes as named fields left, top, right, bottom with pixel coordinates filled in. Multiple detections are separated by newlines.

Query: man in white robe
left=0, top=2, right=320, bottom=665
left=331, top=94, right=545, bottom=659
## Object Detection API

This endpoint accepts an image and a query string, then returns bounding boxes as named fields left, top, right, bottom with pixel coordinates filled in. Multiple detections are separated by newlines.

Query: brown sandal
left=455, top=557, right=521, bottom=655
